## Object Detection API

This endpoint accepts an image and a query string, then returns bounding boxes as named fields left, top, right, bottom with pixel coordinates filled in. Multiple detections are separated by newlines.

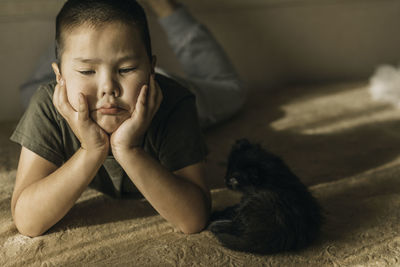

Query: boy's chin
left=101, top=124, right=119, bottom=134
left=94, top=113, right=130, bottom=134
left=96, top=120, right=124, bottom=134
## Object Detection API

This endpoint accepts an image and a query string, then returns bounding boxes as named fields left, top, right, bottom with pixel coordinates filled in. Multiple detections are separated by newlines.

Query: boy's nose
left=101, top=79, right=120, bottom=97
left=102, top=89, right=118, bottom=97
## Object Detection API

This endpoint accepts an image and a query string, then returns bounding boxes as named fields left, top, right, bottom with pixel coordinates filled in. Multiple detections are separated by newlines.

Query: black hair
left=55, top=0, right=152, bottom=64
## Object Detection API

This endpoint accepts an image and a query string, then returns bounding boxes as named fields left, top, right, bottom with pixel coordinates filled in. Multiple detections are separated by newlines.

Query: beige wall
left=1, top=0, right=399, bottom=122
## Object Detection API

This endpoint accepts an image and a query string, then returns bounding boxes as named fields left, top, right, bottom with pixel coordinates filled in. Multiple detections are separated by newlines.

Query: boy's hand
left=111, top=74, right=163, bottom=157
left=53, top=79, right=110, bottom=154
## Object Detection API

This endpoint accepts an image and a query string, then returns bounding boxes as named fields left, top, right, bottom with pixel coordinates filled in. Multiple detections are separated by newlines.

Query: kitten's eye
left=229, top=177, right=239, bottom=185
left=119, top=67, right=136, bottom=74
left=78, top=70, right=95, bottom=75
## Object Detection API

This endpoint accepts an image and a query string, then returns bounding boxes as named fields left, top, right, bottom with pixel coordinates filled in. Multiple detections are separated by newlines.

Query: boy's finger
left=149, top=74, right=156, bottom=100
left=58, top=79, right=75, bottom=115
left=154, top=78, right=163, bottom=111
left=78, top=93, right=89, bottom=122
left=135, top=84, right=148, bottom=117
left=53, top=82, right=68, bottom=116
left=53, top=83, right=60, bottom=108
left=148, top=74, right=159, bottom=110
left=55, top=79, right=64, bottom=108
left=149, top=82, right=162, bottom=117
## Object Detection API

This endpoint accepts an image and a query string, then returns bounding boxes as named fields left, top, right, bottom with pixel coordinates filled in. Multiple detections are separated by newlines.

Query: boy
left=20, top=0, right=246, bottom=129
left=10, top=0, right=212, bottom=237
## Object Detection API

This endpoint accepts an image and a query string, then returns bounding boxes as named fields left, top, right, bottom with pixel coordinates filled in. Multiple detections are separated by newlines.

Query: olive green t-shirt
left=10, top=74, right=208, bottom=198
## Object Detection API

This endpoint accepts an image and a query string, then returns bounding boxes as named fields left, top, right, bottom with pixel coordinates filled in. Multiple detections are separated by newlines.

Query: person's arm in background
left=145, top=0, right=246, bottom=128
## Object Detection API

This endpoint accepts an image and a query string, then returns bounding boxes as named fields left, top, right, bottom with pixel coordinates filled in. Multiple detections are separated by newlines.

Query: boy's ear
left=51, top=62, right=62, bottom=83
left=151, top=55, right=157, bottom=74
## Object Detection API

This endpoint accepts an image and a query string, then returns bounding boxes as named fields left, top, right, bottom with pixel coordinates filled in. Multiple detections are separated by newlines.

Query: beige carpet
left=2, top=81, right=400, bottom=266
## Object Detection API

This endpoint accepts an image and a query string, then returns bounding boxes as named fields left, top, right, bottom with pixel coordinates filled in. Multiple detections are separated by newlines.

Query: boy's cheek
left=66, top=91, right=80, bottom=111
left=65, top=81, right=95, bottom=111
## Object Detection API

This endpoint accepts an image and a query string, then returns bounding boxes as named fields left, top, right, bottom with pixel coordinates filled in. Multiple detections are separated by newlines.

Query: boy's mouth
left=96, top=103, right=125, bottom=115
left=98, top=107, right=123, bottom=115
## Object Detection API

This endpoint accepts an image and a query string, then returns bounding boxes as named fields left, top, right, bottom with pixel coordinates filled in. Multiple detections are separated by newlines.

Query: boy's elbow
left=13, top=209, right=47, bottom=237
left=180, top=220, right=207, bottom=235
left=15, top=222, right=46, bottom=238
left=179, top=212, right=210, bottom=235
left=19, top=229, right=44, bottom=238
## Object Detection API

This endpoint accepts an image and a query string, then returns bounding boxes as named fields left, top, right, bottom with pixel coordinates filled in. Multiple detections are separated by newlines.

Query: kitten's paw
left=210, top=205, right=238, bottom=221
left=208, top=220, right=233, bottom=233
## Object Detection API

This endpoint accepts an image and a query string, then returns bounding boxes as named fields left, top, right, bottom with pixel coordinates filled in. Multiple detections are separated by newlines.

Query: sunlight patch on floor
left=270, top=84, right=400, bottom=135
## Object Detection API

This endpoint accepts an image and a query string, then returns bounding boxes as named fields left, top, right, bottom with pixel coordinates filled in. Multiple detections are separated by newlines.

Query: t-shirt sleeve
left=158, top=96, right=208, bottom=172
left=10, top=84, right=65, bottom=166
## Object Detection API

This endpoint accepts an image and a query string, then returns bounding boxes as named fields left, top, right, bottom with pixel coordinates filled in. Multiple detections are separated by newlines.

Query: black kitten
left=208, top=139, right=323, bottom=254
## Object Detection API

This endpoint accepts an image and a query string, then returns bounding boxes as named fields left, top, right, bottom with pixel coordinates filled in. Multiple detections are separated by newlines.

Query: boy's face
left=52, top=22, right=155, bottom=134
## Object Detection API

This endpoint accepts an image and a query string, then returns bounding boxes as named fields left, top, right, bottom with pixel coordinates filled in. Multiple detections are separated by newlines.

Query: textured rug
left=2, top=81, right=400, bottom=266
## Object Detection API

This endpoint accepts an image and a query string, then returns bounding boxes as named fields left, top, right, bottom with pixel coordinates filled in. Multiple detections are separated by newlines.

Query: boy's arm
left=11, top=146, right=107, bottom=237
left=12, top=78, right=110, bottom=237
left=111, top=75, right=210, bottom=233
left=115, top=148, right=210, bottom=234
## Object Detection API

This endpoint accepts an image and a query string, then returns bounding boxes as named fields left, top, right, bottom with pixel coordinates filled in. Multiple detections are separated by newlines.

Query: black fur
left=208, top=139, right=323, bottom=254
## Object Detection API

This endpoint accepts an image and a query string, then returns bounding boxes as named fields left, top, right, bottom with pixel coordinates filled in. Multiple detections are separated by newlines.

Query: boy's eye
left=78, top=70, right=95, bottom=75
left=119, top=67, right=136, bottom=74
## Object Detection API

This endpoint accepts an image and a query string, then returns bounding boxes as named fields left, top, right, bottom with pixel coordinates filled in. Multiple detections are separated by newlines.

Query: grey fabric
left=158, top=6, right=246, bottom=128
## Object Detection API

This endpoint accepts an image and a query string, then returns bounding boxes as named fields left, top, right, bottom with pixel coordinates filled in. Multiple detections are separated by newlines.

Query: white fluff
left=369, top=65, right=400, bottom=108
